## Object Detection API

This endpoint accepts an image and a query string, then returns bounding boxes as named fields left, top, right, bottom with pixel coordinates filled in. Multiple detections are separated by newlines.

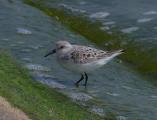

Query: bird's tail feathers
left=103, top=49, right=123, bottom=63
left=110, top=49, right=124, bottom=57
left=90, top=49, right=124, bottom=66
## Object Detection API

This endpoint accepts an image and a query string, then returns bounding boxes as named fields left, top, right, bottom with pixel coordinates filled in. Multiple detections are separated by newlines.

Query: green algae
left=24, top=0, right=157, bottom=83
left=0, top=50, right=110, bottom=120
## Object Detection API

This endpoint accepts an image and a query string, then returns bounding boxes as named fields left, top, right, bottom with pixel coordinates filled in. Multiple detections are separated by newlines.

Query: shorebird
left=44, top=41, right=123, bottom=87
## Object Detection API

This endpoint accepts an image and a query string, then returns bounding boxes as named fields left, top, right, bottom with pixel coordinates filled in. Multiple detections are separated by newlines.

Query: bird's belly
left=58, top=59, right=104, bottom=73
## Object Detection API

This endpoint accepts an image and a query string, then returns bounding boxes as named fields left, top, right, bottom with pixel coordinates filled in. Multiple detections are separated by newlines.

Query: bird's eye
left=60, top=46, right=64, bottom=49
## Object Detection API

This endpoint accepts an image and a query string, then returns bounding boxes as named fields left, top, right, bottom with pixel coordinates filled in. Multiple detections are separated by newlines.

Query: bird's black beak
left=44, top=49, right=56, bottom=57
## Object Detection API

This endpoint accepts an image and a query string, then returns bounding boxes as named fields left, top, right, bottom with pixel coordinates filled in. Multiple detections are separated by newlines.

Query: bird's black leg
left=75, top=74, right=84, bottom=87
left=84, top=72, right=88, bottom=87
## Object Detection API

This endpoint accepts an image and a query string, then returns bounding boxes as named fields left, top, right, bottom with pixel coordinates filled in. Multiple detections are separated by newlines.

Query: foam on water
left=58, top=3, right=86, bottom=13
left=137, top=18, right=153, bottom=23
left=121, top=27, right=139, bottom=34
left=103, top=21, right=116, bottom=25
left=143, top=11, right=157, bottom=15
left=16, top=28, right=32, bottom=35
left=150, top=95, right=157, bottom=99
left=91, top=106, right=104, bottom=116
left=89, top=12, right=110, bottom=19
left=25, top=63, right=51, bottom=72
left=21, top=58, right=32, bottom=63
left=106, top=92, right=119, bottom=97
left=10, top=44, right=17, bottom=47
left=79, top=1, right=87, bottom=5
left=17, top=41, right=25, bottom=44
left=20, top=49, right=32, bottom=53
left=117, top=116, right=127, bottom=120
left=69, top=93, right=93, bottom=101
left=100, top=26, right=110, bottom=31
left=1, top=38, right=9, bottom=41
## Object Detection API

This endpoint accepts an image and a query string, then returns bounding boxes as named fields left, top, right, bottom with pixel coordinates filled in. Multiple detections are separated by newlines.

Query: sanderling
left=44, top=41, right=123, bottom=87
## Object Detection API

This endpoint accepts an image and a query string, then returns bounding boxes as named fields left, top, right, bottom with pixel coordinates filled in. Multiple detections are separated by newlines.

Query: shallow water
left=1, top=0, right=157, bottom=119
left=55, top=0, right=157, bottom=41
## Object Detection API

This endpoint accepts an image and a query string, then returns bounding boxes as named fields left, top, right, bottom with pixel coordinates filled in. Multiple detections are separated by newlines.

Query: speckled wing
left=69, top=45, right=108, bottom=64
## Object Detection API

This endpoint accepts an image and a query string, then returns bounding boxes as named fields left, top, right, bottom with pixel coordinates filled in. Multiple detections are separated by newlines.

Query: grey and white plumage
left=44, top=41, right=123, bottom=87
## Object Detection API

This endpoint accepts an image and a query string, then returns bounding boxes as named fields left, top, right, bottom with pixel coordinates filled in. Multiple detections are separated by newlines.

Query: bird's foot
left=75, top=83, right=79, bottom=87
left=83, top=84, right=87, bottom=88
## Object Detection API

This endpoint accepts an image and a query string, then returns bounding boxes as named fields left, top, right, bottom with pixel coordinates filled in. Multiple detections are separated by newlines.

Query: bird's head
left=44, top=41, right=72, bottom=57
